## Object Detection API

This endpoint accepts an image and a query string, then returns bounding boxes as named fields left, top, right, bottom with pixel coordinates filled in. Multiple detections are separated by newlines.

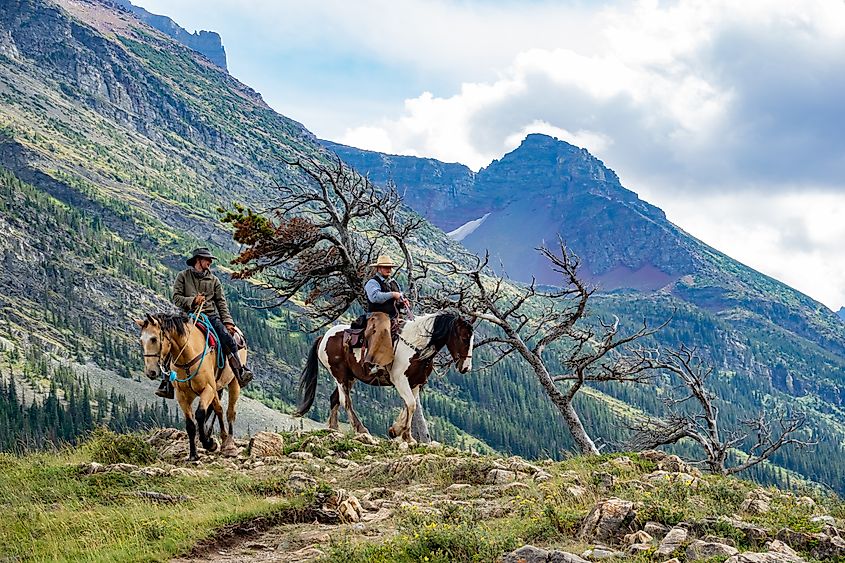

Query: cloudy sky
left=135, top=0, right=845, bottom=311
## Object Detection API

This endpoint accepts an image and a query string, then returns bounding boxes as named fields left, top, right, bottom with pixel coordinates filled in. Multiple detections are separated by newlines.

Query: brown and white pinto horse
left=295, top=312, right=474, bottom=443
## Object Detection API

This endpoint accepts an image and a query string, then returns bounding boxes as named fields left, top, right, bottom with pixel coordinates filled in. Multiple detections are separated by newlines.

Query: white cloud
left=654, top=190, right=845, bottom=310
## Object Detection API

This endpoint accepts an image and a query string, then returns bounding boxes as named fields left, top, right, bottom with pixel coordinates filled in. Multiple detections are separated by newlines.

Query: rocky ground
left=66, top=429, right=845, bottom=563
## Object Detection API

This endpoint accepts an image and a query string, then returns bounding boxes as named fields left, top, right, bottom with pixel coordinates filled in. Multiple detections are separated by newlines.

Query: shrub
left=85, top=427, right=156, bottom=465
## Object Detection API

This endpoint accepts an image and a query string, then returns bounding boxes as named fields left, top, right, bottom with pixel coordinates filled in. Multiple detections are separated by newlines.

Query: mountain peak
left=113, top=0, right=228, bottom=71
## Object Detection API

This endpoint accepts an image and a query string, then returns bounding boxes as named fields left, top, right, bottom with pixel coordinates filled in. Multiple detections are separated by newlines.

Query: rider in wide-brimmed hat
left=355, top=255, right=410, bottom=376
left=364, top=255, right=406, bottom=319
left=157, top=248, right=253, bottom=398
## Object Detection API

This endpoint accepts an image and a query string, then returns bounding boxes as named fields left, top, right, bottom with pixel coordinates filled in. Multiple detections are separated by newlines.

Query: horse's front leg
left=177, top=391, right=199, bottom=462
left=388, top=375, right=416, bottom=444
left=196, top=386, right=218, bottom=453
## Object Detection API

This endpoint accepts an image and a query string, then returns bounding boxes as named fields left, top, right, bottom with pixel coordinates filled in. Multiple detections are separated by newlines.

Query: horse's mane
left=143, top=312, right=191, bottom=336
left=402, top=312, right=461, bottom=351
left=428, top=312, right=460, bottom=348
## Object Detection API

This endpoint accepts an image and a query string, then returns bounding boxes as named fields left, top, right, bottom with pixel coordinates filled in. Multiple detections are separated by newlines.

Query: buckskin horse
left=295, top=311, right=474, bottom=444
left=135, top=313, right=243, bottom=460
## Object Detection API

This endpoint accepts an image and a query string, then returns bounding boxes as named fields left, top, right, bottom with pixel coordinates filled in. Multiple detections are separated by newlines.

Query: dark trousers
left=207, top=315, right=237, bottom=356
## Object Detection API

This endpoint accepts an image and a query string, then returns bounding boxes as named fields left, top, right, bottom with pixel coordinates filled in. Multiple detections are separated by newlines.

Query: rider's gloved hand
left=193, top=295, right=206, bottom=306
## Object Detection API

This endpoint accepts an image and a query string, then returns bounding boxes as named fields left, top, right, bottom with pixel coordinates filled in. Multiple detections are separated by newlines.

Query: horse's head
left=445, top=316, right=474, bottom=374
left=134, top=314, right=173, bottom=380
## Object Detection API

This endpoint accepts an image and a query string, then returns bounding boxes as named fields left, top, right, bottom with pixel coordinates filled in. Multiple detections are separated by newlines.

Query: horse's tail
left=295, top=337, right=321, bottom=417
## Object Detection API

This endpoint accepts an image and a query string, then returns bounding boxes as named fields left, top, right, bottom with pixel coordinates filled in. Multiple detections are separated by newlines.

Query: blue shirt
left=365, top=274, right=400, bottom=304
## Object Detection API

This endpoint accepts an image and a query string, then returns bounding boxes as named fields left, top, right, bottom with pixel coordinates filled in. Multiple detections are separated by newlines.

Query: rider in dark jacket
left=156, top=248, right=253, bottom=398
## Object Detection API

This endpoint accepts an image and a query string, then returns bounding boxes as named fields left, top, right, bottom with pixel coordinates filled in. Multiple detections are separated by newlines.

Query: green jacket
left=172, top=268, right=234, bottom=325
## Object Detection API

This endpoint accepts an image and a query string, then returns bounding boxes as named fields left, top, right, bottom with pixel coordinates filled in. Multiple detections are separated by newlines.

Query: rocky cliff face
left=113, top=0, right=228, bottom=70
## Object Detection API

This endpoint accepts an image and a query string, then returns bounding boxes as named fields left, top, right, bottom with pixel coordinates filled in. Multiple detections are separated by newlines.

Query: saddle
left=343, top=316, right=403, bottom=349
left=196, top=322, right=218, bottom=349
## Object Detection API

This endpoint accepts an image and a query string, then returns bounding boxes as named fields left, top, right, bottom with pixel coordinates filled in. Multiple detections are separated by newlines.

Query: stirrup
left=155, top=379, right=174, bottom=399
left=235, top=366, right=253, bottom=388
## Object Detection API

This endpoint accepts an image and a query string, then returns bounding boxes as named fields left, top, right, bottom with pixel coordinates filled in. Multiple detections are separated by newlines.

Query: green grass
left=0, top=439, right=309, bottom=562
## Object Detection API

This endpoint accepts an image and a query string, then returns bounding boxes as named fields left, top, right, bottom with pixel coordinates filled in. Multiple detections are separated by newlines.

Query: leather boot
left=228, top=353, right=253, bottom=387
left=155, top=377, right=174, bottom=399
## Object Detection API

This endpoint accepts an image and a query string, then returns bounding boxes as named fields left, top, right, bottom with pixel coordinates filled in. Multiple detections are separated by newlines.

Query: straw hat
left=369, top=255, right=397, bottom=268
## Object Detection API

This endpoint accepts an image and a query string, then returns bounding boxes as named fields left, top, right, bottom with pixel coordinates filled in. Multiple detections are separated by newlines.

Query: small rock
left=765, top=540, right=799, bottom=557
left=79, top=462, right=104, bottom=474
left=685, top=539, right=739, bottom=561
left=130, top=466, right=168, bottom=477
left=656, top=526, right=688, bottom=557
left=795, top=496, right=816, bottom=508
left=502, top=482, right=531, bottom=494
left=359, top=499, right=379, bottom=512
left=624, top=530, right=653, bottom=545
left=248, top=431, right=285, bottom=458
left=566, top=485, right=588, bottom=498
left=724, top=552, right=806, bottom=562
left=355, top=433, right=379, bottom=446
left=610, top=456, right=635, bottom=470
left=507, top=456, right=542, bottom=474
left=487, top=468, right=517, bottom=485
left=627, top=543, right=652, bottom=555
left=579, top=498, right=637, bottom=543
left=503, top=545, right=550, bottom=563
left=168, top=467, right=210, bottom=477
left=447, top=483, right=473, bottom=493
left=534, top=470, right=553, bottom=483
left=287, top=471, right=317, bottom=491
left=289, top=451, right=313, bottom=460
left=338, top=495, right=364, bottom=522
left=644, top=521, right=669, bottom=539
left=811, top=515, right=836, bottom=525
left=582, top=546, right=623, bottom=560
left=741, top=498, right=772, bottom=515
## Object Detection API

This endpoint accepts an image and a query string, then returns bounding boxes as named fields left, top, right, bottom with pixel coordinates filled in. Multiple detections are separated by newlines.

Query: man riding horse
left=155, top=248, right=253, bottom=398
left=352, top=255, right=410, bottom=376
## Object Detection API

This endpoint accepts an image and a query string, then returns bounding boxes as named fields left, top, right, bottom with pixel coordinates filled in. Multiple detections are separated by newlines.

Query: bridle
left=142, top=325, right=174, bottom=378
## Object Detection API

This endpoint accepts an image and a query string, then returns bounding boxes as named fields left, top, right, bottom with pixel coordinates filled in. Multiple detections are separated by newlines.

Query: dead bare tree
left=222, top=155, right=433, bottom=438
left=222, top=155, right=425, bottom=328
left=425, top=241, right=663, bottom=454
left=629, top=344, right=815, bottom=474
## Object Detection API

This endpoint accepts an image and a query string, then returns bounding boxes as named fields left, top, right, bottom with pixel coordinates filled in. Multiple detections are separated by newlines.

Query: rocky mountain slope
left=3, top=427, right=845, bottom=562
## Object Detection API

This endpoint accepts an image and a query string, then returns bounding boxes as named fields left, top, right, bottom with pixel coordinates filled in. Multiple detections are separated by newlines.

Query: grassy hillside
left=2, top=427, right=844, bottom=562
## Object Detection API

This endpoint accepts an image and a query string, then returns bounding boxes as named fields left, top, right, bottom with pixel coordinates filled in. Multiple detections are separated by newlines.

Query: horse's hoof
left=387, top=427, right=398, bottom=439
left=204, top=438, right=218, bottom=453
left=222, top=446, right=239, bottom=457
left=186, top=455, right=199, bottom=462
left=397, top=441, right=409, bottom=451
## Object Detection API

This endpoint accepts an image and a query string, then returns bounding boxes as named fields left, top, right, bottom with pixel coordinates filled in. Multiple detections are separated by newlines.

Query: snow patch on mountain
left=448, top=213, right=491, bottom=241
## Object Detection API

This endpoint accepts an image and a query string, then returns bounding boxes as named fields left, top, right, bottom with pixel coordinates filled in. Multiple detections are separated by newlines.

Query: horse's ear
left=133, top=318, right=145, bottom=328
left=145, top=313, right=157, bottom=326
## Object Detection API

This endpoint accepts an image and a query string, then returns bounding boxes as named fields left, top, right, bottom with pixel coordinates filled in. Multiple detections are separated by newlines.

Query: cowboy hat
left=369, top=255, right=397, bottom=268
left=186, top=247, right=217, bottom=267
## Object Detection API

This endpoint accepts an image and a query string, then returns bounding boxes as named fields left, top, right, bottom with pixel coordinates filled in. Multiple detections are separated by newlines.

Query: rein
left=170, top=313, right=225, bottom=383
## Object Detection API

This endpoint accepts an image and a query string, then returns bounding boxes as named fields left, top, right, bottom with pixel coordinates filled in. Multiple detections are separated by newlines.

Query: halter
left=140, top=311, right=222, bottom=384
